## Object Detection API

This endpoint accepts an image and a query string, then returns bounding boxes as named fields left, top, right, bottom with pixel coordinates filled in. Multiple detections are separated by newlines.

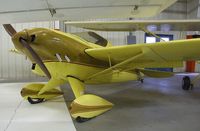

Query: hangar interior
left=1, top=0, right=200, bottom=131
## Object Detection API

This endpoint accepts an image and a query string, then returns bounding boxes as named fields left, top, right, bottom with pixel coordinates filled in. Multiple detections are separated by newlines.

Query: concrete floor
left=0, top=83, right=76, bottom=131
left=1, top=74, right=200, bottom=131
left=66, top=74, right=200, bottom=131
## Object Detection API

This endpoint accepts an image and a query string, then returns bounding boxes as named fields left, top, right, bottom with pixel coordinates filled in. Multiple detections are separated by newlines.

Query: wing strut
left=107, top=54, right=112, bottom=67
left=140, top=27, right=166, bottom=42
left=86, top=52, right=144, bottom=80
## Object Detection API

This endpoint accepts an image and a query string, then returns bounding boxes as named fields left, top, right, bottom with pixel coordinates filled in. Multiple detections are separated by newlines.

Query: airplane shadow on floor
left=61, top=78, right=200, bottom=110
left=86, top=83, right=170, bottom=108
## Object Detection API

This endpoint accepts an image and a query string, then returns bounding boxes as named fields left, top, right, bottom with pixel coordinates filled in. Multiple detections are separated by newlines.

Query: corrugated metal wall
left=0, top=21, right=56, bottom=81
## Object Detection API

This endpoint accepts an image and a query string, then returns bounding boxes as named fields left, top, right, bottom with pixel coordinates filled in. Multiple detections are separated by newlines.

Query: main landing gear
left=182, top=76, right=193, bottom=90
left=27, top=97, right=45, bottom=104
left=75, top=116, right=92, bottom=123
left=21, top=83, right=63, bottom=104
left=140, top=78, right=144, bottom=83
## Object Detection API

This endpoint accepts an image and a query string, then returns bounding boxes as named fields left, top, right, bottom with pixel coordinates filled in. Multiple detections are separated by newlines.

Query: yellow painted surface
left=9, top=27, right=200, bottom=119
left=74, top=94, right=113, bottom=106
left=12, top=28, right=109, bottom=67
left=21, top=83, right=63, bottom=100
left=138, top=68, right=174, bottom=78
left=11, top=27, right=200, bottom=83
left=86, top=38, right=200, bottom=64
left=68, top=77, right=85, bottom=98
left=38, top=77, right=66, bottom=95
left=38, top=62, right=139, bottom=84
left=70, top=94, right=113, bottom=118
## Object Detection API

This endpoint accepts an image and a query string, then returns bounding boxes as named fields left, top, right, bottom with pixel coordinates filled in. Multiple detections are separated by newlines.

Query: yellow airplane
left=3, top=20, right=200, bottom=122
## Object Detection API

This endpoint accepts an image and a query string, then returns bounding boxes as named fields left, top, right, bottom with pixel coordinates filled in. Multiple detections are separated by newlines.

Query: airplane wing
left=0, top=0, right=177, bottom=24
left=64, top=19, right=200, bottom=31
left=85, top=38, right=200, bottom=80
left=86, top=39, right=200, bottom=63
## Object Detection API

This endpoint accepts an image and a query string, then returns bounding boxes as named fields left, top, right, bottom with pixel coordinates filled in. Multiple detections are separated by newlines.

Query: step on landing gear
left=182, top=76, right=193, bottom=90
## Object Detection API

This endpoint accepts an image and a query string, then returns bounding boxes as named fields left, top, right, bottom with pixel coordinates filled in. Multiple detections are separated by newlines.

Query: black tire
left=27, top=97, right=44, bottom=104
left=191, top=84, right=194, bottom=90
left=182, top=76, right=191, bottom=90
left=76, top=116, right=91, bottom=123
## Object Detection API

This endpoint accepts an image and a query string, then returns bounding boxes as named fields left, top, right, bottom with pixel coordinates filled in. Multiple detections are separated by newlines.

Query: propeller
left=3, top=24, right=17, bottom=37
left=3, top=24, right=51, bottom=79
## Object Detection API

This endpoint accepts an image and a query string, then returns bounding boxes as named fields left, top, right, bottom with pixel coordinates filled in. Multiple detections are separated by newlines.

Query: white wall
left=0, top=21, right=56, bottom=81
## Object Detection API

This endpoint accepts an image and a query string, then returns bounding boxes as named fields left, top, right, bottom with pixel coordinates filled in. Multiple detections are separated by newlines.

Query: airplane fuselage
left=11, top=28, right=139, bottom=84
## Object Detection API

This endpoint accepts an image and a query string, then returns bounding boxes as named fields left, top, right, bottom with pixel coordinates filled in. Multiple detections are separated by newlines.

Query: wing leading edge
left=85, top=38, right=200, bottom=69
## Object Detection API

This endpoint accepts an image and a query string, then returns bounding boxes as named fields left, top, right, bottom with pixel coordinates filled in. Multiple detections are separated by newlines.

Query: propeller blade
left=19, top=38, right=51, bottom=79
left=3, top=24, right=51, bottom=80
left=3, top=24, right=17, bottom=37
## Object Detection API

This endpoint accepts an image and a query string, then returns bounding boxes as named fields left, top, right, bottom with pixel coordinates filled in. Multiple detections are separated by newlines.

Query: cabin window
left=73, top=31, right=108, bottom=47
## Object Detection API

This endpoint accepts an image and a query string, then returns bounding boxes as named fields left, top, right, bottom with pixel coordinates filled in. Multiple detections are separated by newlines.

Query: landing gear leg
left=183, top=73, right=200, bottom=90
left=140, top=78, right=144, bottom=83
left=136, top=70, right=144, bottom=83
left=67, top=77, right=114, bottom=121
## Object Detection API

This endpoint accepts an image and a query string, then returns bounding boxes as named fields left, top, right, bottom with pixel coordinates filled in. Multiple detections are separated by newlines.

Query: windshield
left=73, top=31, right=108, bottom=47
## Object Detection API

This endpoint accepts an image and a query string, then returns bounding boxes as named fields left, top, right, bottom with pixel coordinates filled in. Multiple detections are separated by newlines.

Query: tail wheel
left=27, top=97, right=45, bottom=104
left=182, top=76, right=191, bottom=90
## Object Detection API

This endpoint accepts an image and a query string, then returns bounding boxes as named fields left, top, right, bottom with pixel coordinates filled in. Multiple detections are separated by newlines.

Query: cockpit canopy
left=73, top=31, right=108, bottom=47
